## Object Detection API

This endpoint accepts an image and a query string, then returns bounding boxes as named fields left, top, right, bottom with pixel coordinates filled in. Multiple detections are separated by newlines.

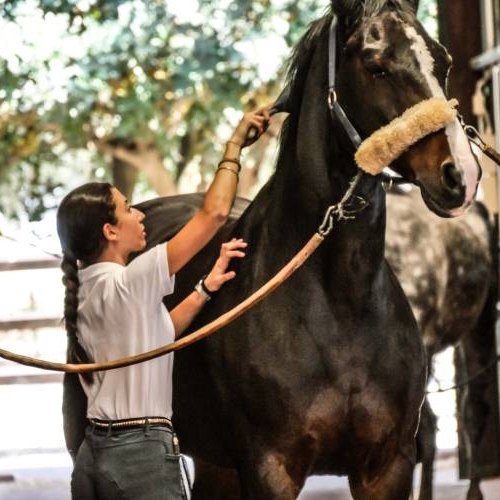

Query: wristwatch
left=195, top=277, right=213, bottom=301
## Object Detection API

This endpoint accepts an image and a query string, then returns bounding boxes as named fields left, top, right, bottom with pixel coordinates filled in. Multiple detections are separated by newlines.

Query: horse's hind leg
left=457, top=339, right=490, bottom=500
left=466, top=478, right=483, bottom=500
left=416, top=398, right=437, bottom=500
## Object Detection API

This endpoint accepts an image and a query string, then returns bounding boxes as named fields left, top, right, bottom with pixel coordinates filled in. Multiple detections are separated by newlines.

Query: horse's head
left=331, top=0, right=481, bottom=217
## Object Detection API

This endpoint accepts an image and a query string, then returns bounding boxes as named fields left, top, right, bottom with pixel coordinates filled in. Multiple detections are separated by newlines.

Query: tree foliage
left=0, top=0, right=326, bottom=220
left=0, top=0, right=436, bottom=220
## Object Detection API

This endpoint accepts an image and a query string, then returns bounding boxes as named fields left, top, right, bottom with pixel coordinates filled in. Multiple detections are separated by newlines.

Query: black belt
left=89, top=416, right=172, bottom=431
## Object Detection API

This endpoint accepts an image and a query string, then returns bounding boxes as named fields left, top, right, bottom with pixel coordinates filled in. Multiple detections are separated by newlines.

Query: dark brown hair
left=56, top=182, right=117, bottom=381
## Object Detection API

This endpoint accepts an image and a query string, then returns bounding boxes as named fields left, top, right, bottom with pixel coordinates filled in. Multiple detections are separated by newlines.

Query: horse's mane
left=332, top=0, right=416, bottom=20
left=272, top=14, right=331, bottom=169
left=284, top=14, right=331, bottom=115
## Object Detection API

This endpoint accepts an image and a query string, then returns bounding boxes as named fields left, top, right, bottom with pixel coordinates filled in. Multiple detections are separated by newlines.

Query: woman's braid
left=61, top=254, right=92, bottom=383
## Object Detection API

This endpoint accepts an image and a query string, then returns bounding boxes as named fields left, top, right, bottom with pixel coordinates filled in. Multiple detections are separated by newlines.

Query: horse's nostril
left=440, top=161, right=462, bottom=194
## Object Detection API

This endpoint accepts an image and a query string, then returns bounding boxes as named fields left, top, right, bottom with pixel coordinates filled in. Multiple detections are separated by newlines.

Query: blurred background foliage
left=0, top=0, right=437, bottom=221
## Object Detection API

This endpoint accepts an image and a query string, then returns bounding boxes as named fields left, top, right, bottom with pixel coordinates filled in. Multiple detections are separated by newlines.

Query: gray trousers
left=71, top=425, right=187, bottom=499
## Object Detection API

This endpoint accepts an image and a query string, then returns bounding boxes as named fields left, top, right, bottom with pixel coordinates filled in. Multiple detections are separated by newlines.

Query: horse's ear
left=331, top=0, right=362, bottom=18
left=407, top=0, right=420, bottom=12
left=331, top=0, right=420, bottom=16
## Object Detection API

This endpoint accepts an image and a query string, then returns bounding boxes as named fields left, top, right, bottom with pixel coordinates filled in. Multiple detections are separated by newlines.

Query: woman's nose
left=132, top=207, right=145, bottom=221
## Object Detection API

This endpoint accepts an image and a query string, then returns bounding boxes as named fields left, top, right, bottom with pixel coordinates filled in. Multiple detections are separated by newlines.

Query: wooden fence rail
left=0, top=256, right=63, bottom=384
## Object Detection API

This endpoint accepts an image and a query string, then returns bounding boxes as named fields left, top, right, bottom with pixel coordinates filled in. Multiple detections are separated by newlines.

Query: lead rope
left=426, top=354, right=500, bottom=394
left=0, top=16, right=372, bottom=374
left=0, top=172, right=367, bottom=373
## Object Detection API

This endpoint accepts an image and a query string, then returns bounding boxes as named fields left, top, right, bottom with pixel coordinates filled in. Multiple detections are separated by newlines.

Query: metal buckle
left=327, top=89, right=337, bottom=109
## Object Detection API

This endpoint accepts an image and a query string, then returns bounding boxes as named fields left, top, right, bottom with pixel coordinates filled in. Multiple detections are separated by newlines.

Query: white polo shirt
left=77, top=243, right=175, bottom=420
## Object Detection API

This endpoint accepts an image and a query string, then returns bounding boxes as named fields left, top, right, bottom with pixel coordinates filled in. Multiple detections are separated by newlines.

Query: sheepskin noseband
left=355, top=97, right=458, bottom=175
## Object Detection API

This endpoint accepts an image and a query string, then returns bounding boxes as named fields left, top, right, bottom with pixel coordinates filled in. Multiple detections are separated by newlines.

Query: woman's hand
left=203, top=238, right=248, bottom=292
left=230, top=107, right=271, bottom=148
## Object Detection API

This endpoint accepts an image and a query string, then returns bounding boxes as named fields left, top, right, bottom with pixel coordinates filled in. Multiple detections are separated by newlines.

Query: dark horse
left=385, top=189, right=497, bottom=500
left=63, top=1, right=481, bottom=498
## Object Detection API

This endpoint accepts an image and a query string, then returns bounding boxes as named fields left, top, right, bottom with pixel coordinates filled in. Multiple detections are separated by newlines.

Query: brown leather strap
left=0, top=233, right=325, bottom=373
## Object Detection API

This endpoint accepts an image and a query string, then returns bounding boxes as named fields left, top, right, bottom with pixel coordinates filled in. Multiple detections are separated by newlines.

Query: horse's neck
left=239, top=21, right=387, bottom=291
left=244, top=144, right=387, bottom=294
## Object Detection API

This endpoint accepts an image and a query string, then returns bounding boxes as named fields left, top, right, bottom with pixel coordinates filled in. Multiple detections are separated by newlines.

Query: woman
left=56, top=107, right=270, bottom=499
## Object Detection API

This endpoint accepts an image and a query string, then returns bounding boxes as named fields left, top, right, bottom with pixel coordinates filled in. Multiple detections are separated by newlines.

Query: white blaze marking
left=403, top=24, right=444, bottom=98
left=402, top=23, right=480, bottom=215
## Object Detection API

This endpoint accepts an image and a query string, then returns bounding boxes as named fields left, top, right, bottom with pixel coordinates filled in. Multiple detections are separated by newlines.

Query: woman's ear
left=102, top=222, right=118, bottom=242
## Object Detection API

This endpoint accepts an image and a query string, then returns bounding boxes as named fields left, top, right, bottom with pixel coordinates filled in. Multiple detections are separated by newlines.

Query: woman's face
left=110, top=187, right=146, bottom=254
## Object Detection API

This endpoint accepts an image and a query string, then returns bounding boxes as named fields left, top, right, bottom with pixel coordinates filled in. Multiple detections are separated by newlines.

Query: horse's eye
left=365, top=61, right=388, bottom=78
left=372, top=69, right=388, bottom=78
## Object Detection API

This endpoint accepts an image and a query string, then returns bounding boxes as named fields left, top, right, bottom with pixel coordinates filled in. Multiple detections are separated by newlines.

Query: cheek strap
left=354, top=97, right=458, bottom=175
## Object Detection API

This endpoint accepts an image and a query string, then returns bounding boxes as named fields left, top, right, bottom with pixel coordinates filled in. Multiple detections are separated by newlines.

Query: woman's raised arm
left=166, top=106, right=269, bottom=275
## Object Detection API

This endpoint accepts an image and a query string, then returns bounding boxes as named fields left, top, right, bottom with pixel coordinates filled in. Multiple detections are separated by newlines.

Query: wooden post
left=438, top=0, right=482, bottom=125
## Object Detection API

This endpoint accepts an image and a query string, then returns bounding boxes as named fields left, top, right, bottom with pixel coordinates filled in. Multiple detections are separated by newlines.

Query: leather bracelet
left=218, top=158, right=241, bottom=172
left=217, top=166, right=239, bottom=177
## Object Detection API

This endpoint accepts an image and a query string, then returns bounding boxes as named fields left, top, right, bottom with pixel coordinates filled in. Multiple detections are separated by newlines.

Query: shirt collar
left=79, top=261, right=124, bottom=282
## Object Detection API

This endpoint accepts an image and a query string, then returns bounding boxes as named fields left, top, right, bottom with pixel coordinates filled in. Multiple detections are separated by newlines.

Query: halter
left=327, top=17, right=362, bottom=149
left=326, top=16, right=407, bottom=186
left=325, top=16, right=498, bottom=185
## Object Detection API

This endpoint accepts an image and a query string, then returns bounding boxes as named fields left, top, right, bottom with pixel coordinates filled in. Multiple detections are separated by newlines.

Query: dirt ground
left=2, top=450, right=500, bottom=499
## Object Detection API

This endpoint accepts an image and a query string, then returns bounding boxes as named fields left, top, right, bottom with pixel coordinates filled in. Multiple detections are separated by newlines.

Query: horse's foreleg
left=238, top=448, right=310, bottom=500
left=416, top=398, right=437, bottom=500
left=191, top=459, right=241, bottom=500
left=349, top=438, right=417, bottom=500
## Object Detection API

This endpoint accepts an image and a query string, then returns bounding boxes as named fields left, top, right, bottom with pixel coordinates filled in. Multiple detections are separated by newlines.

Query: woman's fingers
left=238, top=109, right=271, bottom=143
left=214, top=238, right=248, bottom=273
left=218, top=270, right=237, bottom=283
left=221, top=238, right=247, bottom=253
left=203, top=238, right=248, bottom=292
left=217, top=243, right=246, bottom=265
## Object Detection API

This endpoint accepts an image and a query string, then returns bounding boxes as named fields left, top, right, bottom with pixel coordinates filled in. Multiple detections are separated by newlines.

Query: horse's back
left=134, top=193, right=250, bottom=247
